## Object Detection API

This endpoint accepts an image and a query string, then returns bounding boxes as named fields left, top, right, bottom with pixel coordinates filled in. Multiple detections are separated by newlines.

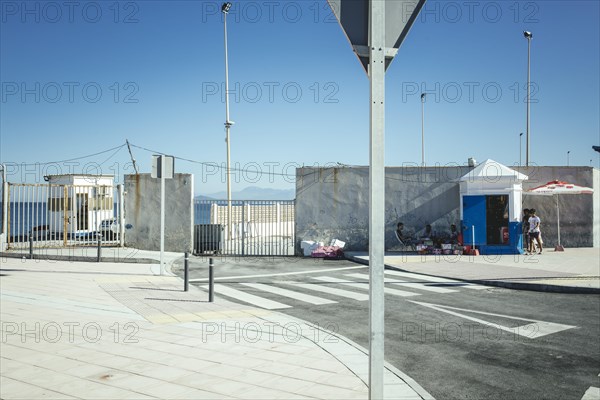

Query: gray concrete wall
left=296, top=166, right=598, bottom=252
left=124, top=174, right=194, bottom=252
left=296, top=166, right=470, bottom=252
left=594, top=168, right=600, bottom=249
left=516, top=166, right=596, bottom=248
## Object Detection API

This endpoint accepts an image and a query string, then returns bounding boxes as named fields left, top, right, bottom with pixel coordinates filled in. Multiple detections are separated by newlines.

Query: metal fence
left=5, top=183, right=124, bottom=249
left=194, top=200, right=295, bottom=256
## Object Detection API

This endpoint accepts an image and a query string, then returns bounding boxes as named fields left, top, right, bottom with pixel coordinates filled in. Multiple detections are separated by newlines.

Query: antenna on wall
left=126, top=139, right=139, bottom=175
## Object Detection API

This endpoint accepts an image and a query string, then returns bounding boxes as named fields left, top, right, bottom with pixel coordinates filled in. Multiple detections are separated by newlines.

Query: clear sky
left=1, top=0, right=599, bottom=195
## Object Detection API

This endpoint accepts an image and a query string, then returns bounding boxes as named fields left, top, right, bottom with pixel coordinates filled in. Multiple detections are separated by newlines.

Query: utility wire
left=128, top=142, right=297, bottom=177
left=5, top=144, right=127, bottom=166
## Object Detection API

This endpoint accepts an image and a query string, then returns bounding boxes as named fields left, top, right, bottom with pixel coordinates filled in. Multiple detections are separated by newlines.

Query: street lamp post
left=222, top=2, right=233, bottom=239
left=519, top=132, right=523, bottom=167
left=421, top=93, right=426, bottom=166
left=524, top=31, right=533, bottom=167
left=567, top=151, right=570, bottom=166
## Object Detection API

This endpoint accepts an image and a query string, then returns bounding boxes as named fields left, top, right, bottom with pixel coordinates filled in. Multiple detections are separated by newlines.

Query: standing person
left=522, top=209, right=531, bottom=253
left=528, top=209, right=543, bottom=254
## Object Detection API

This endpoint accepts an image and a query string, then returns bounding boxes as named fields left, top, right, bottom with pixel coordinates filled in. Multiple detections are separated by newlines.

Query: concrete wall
left=296, top=166, right=470, bottom=252
left=516, top=167, right=597, bottom=248
left=124, top=174, right=194, bottom=252
left=295, top=166, right=598, bottom=252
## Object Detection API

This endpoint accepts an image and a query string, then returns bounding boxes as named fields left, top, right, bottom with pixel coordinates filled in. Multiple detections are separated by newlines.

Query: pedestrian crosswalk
left=204, top=270, right=487, bottom=310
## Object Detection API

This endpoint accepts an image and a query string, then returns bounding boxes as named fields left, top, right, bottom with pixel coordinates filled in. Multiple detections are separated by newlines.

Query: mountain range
left=196, top=186, right=295, bottom=200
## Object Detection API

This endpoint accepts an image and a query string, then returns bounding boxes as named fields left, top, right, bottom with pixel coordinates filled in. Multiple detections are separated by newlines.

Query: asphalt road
left=173, top=256, right=600, bottom=400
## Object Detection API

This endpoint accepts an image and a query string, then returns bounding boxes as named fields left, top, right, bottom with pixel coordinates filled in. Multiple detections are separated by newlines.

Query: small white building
left=45, top=174, right=115, bottom=235
left=459, top=159, right=528, bottom=254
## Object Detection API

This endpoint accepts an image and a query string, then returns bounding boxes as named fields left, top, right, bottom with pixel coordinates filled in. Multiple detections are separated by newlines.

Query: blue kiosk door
left=463, top=195, right=486, bottom=246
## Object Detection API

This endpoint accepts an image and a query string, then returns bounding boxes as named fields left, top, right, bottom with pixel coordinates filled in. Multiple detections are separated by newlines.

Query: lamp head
left=420, top=93, right=426, bottom=100
left=523, top=31, right=533, bottom=39
left=221, top=2, right=232, bottom=14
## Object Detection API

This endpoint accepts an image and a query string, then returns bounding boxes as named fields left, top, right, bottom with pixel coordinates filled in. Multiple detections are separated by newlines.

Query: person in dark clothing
left=522, top=208, right=531, bottom=253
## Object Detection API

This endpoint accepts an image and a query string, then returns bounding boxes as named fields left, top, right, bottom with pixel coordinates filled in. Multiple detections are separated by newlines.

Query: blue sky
left=1, top=0, right=599, bottom=195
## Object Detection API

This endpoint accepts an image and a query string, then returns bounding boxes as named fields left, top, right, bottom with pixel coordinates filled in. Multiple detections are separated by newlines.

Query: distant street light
left=567, top=150, right=570, bottom=166
left=524, top=31, right=533, bottom=167
left=222, top=2, right=233, bottom=238
left=519, top=132, right=523, bottom=167
left=421, top=93, right=426, bottom=166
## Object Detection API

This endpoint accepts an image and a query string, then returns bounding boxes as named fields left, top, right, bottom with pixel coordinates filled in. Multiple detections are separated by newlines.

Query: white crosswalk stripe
left=385, top=270, right=488, bottom=290
left=346, top=273, right=458, bottom=294
left=581, top=386, right=599, bottom=400
left=202, top=269, right=485, bottom=310
left=282, top=282, right=370, bottom=301
left=206, top=284, right=291, bottom=310
left=312, top=276, right=420, bottom=298
left=240, top=282, right=337, bottom=305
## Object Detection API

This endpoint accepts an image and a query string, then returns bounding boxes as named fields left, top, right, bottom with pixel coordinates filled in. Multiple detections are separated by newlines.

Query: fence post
left=241, top=201, right=245, bottom=256
left=29, top=235, right=33, bottom=259
left=208, top=257, right=214, bottom=302
left=184, top=252, right=189, bottom=292
left=97, top=236, right=102, bottom=262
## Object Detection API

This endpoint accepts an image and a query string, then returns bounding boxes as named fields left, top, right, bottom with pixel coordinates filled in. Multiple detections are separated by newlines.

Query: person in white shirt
left=528, top=209, right=543, bottom=254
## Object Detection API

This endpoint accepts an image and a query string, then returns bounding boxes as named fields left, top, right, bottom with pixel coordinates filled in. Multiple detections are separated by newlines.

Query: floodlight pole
left=1, top=164, right=7, bottom=236
left=421, top=93, right=426, bottom=166
left=223, top=3, right=233, bottom=239
left=524, top=31, right=532, bottom=167
left=519, top=133, right=523, bottom=167
left=368, top=0, right=385, bottom=398
left=160, top=167, right=165, bottom=275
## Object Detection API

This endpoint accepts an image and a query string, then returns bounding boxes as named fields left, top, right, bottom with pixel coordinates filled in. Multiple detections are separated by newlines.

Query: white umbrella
left=527, top=180, right=594, bottom=251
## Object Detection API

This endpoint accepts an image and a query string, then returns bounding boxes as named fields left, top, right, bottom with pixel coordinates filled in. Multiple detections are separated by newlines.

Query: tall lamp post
left=567, top=151, right=570, bottom=166
left=524, top=31, right=533, bottom=167
left=421, top=93, right=426, bottom=166
left=222, top=2, right=233, bottom=238
left=519, top=132, right=523, bottom=167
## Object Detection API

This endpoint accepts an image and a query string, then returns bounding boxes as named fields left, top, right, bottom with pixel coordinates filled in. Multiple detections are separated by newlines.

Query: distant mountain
left=197, top=186, right=295, bottom=200
left=194, top=195, right=215, bottom=201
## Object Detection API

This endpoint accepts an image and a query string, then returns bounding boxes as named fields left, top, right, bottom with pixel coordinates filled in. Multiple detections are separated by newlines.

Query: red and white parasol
left=527, top=180, right=594, bottom=250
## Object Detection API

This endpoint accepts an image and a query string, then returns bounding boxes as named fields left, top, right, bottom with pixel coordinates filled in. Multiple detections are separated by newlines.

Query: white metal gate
left=5, top=183, right=124, bottom=249
left=194, top=200, right=295, bottom=256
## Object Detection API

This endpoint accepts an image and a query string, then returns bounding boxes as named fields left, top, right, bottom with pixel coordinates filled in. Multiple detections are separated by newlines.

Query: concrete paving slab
left=0, top=256, right=432, bottom=400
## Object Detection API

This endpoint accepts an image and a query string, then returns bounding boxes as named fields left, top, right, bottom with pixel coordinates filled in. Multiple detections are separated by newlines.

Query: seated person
left=421, top=224, right=433, bottom=239
left=448, top=224, right=460, bottom=244
left=396, top=222, right=414, bottom=241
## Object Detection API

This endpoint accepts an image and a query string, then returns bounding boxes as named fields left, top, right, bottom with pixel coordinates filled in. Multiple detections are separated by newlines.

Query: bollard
left=97, top=236, right=102, bottom=262
left=184, top=252, right=189, bottom=292
left=208, top=257, right=214, bottom=302
left=29, top=235, right=33, bottom=259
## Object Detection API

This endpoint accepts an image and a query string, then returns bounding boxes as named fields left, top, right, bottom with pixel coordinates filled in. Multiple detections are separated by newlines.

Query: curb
left=263, top=313, right=435, bottom=400
left=0, top=251, right=159, bottom=264
left=346, top=255, right=600, bottom=295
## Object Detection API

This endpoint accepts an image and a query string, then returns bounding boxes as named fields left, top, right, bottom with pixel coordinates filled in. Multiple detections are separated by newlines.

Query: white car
left=99, top=218, right=119, bottom=240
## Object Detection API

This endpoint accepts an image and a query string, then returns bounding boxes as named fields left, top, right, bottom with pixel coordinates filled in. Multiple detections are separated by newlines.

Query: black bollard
left=184, top=252, right=189, bottom=292
left=208, top=257, right=214, bottom=302
left=97, top=236, right=102, bottom=262
left=29, top=235, right=33, bottom=259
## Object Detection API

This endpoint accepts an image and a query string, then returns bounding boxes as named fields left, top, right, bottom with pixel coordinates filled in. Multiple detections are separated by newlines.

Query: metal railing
left=5, top=183, right=124, bottom=249
left=194, top=200, right=295, bottom=256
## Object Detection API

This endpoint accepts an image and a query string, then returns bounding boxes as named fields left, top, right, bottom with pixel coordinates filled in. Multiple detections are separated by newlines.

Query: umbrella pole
left=555, top=194, right=564, bottom=251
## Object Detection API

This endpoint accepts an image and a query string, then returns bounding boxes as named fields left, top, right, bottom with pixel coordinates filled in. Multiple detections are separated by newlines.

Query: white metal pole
left=223, top=7, right=233, bottom=240
left=118, top=184, right=125, bottom=247
left=160, top=174, right=165, bottom=275
left=1, top=164, right=7, bottom=236
left=368, top=0, right=385, bottom=398
left=519, top=133, right=523, bottom=167
left=421, top=94, right=425, bottom=166
left=556, top=195, right=560, bottom=246
left=526, top=35, right=531, bottom=167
